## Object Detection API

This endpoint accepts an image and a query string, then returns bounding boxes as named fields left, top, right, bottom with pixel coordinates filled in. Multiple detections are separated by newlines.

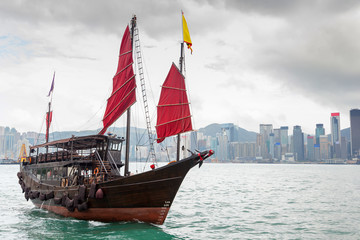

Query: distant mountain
left=198, top=123, right=257, bottom=142
left=46, top=126, right=351, bottom=144
left=198, top=123, right=222, bottom=138
left=238, top=127, right=257, bottom=142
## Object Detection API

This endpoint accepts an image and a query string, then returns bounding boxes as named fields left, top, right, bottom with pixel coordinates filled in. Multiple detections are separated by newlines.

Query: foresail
left=156, top=63, right=193, bottom=143
left=99, top=25, right=136, bottom=135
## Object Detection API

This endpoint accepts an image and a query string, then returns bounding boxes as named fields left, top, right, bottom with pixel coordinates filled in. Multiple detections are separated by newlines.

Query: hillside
left=198, top=123, right=257, bottom=142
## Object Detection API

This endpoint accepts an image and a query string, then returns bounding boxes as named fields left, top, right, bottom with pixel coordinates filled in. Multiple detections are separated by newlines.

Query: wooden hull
left=19, top=152, right=211, bottom=224
left=34, top=204, right=170, bottom=224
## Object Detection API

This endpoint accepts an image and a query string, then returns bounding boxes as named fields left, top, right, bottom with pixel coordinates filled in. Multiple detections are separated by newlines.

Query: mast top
left=131, top=15, right=137, bottom=29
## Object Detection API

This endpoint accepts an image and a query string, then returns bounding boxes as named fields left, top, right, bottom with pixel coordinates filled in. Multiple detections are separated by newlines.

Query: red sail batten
left=156, top=63, right=193, bottom=143
left=99, top=25, right=136, bottom=135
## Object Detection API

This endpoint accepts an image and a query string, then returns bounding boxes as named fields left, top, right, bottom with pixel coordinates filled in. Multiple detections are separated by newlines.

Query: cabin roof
left=30, top=135, right=121, bottom=150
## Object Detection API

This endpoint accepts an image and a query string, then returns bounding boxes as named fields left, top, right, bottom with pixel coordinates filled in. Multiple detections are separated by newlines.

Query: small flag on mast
left=182, top=12, right=193, bottom=54
left=47, top=72, right=55, bottom=97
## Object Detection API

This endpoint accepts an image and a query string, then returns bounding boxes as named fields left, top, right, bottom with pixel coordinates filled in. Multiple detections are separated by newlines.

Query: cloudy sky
left=1, top=0, right=359, bottom=135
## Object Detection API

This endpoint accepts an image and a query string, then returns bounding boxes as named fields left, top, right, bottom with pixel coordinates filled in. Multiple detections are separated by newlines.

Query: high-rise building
left=330, top=112, right=341, bottom=147
left=307, top=136, right=315, bottom=161
left=340, top=137, right=348, bottom=159
left=230, top=142, right=256, bottom=160
left=293, top=125, right=304, bottom=161
left=274, top=142, right=281, bottom=160
left=280, top=126, right=289, bottom=153
left=273, top=129, right=281, bottom=143
left=217, top=131, right=229, bottom=162
left=315, top=124, right=325, bottom=145
left=210, top=137, right=218, bottom=160
left=220, top=123, right=238, bottom=142
left=350, top=109, right=360, bottom=158
left=319, top=135, right=330, bottom=160
left=259, top=124, right=273, bottom=159
left=273, top=128, right=281, bottom=160
left=314, top=144, right=320, bottom=161
left=190, top=131, right=198, bottom=151
left=269, top=133, right=275, bottom=158
left=256, top=133, right=262, bottom=157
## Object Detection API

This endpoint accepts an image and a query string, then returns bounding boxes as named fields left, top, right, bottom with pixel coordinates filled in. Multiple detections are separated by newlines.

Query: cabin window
left=112, top=143, right=118, bottom=151
left=109, top=141, right=121, bottom=151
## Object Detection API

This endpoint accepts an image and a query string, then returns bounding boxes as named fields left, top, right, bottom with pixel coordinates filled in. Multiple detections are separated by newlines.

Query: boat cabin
left=23, top=135, right=125, bottom=186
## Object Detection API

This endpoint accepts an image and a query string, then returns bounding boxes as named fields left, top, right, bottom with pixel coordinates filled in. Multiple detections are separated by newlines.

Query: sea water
left=1, top=163, right=360, bottom=239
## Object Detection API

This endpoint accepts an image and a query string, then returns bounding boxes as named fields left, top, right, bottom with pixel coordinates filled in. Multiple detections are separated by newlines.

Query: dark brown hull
left=34, top=204, right=170, bottom=224
left=19, top=152, right=211, bottom=224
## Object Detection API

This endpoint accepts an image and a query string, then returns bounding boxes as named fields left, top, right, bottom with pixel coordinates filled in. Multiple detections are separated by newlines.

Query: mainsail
left=156, top=63, right=193, bottom=143
left=99, top=25, right=136, bottom=135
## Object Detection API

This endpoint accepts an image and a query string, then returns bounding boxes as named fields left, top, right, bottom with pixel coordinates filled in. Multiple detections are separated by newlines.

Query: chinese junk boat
left=17, top=14, right=213, bottom=224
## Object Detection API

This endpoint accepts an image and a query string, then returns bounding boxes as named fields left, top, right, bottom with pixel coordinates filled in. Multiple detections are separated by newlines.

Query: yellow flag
left=182, top=12, right=192, bottom=54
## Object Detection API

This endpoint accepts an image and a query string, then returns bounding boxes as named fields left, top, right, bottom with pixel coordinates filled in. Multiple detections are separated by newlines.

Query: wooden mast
left=46, top=86, right=53, bottom=156
left=46, top=102, right=51, bottom=144
left=177, top=42, right=184, bottom=161
left=46, top=71, right=55, bottom=150
left=177, top=10, right=186, bottom=161
left=124, top=15, right=137, bottom=176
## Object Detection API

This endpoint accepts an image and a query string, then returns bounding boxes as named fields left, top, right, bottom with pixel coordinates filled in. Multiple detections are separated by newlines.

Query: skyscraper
left=315, top=124, right=325, bottom=145
left=330, top=112, right=341, bottom=147
left=307, top=136, right=315, bottom=161
left=273, top=128, right=281, bottom=143
left=259, top=124, right=273, bottom=159
left=190, top=131, right=198, bottom=151
left=220, top=123, right=238, bottom=142
left=350, top=109, right=360, bottom=158
left=319, top=135, right=330, bottom=160
left=217, top=131, right=229, bottom=162
left=293, top=125, right=304, bottom=161
left=280, top=126, right=289, bottom=154
left=269, top=133, right=275, bottom=158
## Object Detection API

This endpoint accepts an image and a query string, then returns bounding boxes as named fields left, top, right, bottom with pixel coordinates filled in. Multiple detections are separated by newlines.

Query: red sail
left=99, top=26, right=136, bottom=135
left=156, top=63, right=193, bottom=143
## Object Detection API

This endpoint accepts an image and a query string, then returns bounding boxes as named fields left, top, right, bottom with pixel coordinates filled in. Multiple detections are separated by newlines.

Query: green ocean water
left=1, top=163, right=360, bottom=239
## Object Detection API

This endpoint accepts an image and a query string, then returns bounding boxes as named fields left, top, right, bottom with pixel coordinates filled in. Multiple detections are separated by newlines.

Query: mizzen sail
left=156, top=63, right=192, bottom=143
left=99, top=25, right=136, bottom=135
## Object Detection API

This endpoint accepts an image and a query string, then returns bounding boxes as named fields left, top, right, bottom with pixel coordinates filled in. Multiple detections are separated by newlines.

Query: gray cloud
left=204, top=0, right=360, bottom=16
left=251, top=15, right=360, bottom=110
left=0, top=0, right=185, bottom=39
left=1, top=0, right=359, bottom=132
left=196, top=0, right=360, bottom=112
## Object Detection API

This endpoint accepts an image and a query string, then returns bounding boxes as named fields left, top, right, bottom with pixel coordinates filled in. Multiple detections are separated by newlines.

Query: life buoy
left=94, top=167, right=99, bottom=175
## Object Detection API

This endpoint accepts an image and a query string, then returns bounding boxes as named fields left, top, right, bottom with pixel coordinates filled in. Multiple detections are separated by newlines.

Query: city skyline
left=0, top=114, right=354, bottom=140
left=1, top=107, right=356, bottom=161
left=1, top=1, right=360, bottom=134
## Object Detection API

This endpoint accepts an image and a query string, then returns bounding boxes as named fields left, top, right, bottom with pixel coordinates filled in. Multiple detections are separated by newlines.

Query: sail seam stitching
left=119, top=50, right=132, bottom=57
left=158, top=103, right=190, bottom=107
left=161, top=86, right=186, bottom=91
left=155, top=115, right=192, bottom=127
left=104, top=87, right=136, bottom=120
left=108, top=75, right=136, bottom=99
left=114, top=62, right=134, bottom=78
